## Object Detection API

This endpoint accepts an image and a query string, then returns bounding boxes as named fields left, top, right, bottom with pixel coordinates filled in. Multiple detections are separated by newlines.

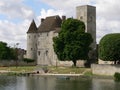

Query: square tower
left=76, top=5, right=96, bottom=49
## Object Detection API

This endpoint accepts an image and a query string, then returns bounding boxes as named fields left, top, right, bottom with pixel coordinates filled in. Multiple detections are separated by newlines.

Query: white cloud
left=40, top=0, right=91, bottom=17
left=0, top=0, right=34, bottom=19
left=40, top=9, right=65, bottom=18
left=35, top=8, right=65, bottom=26
left=0, top=19, right=31, bottom=49
left=96, top=0, right=120, bottom=21
left=0, top=0, right=35, bottom=49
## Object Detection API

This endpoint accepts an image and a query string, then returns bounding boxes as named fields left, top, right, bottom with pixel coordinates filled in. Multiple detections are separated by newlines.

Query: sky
left=0, top=0, right=120, bottom=49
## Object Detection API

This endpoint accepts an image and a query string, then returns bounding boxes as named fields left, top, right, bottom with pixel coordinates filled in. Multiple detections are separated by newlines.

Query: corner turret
left=26, top=20, right=38, bottom=61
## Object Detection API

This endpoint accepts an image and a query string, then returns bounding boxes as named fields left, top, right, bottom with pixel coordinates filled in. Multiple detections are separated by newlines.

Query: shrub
left=99, top=33, right=120, bottom=64
left=114, top=72, right=120, bottom=81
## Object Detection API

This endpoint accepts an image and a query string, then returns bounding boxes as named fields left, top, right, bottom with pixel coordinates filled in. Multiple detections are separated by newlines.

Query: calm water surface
left=0, top=75, right=120, bottom=90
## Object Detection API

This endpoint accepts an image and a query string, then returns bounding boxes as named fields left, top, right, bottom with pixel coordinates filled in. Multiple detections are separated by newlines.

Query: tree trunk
left=73, top=60, right=76, bottom=67
left=114, top=60, right=117, bottom=64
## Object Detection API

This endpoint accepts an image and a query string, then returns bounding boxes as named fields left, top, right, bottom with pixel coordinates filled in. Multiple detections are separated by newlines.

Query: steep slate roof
left=27, top=20, right=37, bottom=33
left=38, top=15, right=62, bottom=32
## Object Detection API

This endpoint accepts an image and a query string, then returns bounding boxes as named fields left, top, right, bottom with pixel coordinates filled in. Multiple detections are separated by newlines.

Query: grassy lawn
left=0, top=66, right=36, bottom=72
left=47, top=66, right=87, bottom=74
left=0, top=66, right=92, bottom=75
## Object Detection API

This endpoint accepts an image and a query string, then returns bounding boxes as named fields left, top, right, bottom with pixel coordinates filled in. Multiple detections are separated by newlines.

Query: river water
left=0, top=75, right=120, bottom=90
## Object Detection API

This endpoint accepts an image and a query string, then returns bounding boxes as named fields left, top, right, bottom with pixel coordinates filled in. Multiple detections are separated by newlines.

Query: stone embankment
left=91, top=64, right=120, bottom=76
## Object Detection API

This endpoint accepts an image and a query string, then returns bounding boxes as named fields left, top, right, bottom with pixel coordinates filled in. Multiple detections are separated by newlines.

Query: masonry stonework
left=91, top=64, right=120, bottom=75
left=26, top=5, right=96, bottom=66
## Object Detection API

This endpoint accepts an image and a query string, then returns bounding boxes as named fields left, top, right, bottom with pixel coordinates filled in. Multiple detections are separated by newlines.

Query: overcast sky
left=0, top=0, right=120, bottom=49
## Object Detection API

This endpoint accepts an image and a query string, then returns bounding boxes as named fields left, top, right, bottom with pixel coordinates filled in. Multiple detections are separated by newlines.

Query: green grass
left=45, top=66, right=91, bottom=74
left=0, top=66, right=35, bottom=72
left=83, top=70, right=92, bottom=76
left=0, top=66, right=92, bottom=75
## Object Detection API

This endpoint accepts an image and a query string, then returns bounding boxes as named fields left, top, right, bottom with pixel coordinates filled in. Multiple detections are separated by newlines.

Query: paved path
left=33, top=73, right=83, bottom=77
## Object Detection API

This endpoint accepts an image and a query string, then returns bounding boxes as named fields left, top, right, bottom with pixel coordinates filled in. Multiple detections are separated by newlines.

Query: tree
left=53, top=18, right=93, bottom=66
left=0, top=41, right=10, bottom=60
left=99, top=33, right=120, bottom=64
left=0, top=41, right=17, bottom=60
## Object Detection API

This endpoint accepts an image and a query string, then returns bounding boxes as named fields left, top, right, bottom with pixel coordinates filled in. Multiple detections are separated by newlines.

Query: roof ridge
left=38, top=15, right=62, bottom=32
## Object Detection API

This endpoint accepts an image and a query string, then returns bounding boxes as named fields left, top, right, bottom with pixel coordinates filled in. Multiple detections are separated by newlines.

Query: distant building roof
left=27, top=20, right=37, bottom=33
left=38, top=15, right=62, bottom=32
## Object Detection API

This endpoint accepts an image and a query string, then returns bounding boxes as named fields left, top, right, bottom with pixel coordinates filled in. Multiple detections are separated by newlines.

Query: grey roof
left=38, top=15, right=62, bottom=32
left=27, top=20, right=37, bottom=33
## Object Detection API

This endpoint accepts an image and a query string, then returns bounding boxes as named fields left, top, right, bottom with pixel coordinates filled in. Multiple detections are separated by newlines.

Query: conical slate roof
left=38, top=15, right=62, bottom=32
left=27, top=20, right=37, bottom=33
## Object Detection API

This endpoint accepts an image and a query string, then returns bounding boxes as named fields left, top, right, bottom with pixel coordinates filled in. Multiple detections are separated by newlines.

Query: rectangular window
left=34, top=35, right=36, bottom=38
left=47, top=33, right=49, bottom=36
left=38, top=51, right=40, bottom=56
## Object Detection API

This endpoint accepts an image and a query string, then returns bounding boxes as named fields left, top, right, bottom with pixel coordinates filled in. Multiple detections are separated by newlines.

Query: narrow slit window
left=38, top=51, right=40, bottom=56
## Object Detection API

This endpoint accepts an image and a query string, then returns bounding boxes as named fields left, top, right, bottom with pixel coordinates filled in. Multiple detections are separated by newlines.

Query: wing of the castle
left=37, top=15, right=63, bottom=65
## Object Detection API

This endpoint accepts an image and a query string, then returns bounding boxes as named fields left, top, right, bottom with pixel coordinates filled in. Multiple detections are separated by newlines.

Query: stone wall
left=27, top=33, right=37, bottom=60
left=91, top=64, right=120, bottom=76
left=0, top=60, right=36, bottom=67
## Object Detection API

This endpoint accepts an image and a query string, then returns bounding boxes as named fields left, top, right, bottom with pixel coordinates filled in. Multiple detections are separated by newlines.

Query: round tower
left=27, top=20, right=37, bottom=60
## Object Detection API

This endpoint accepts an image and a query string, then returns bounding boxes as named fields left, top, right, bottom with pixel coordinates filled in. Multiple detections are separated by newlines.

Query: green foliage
left=114, top=72, right=120, bottom=82
left=0, top=41, right=17, bottom=60
left=53, top=18, right=93, bottom=66
left=0, top=41, right=11, bottom=60
left=99, top=33, right=120, bottom=63
left=23, top=58, right=35, bottom=63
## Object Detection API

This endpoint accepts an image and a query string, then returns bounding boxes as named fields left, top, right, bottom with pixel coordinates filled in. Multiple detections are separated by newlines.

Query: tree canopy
left=0, top=41, right=16, bottom=60
left=99, top=33, right=120, bottom=64
left=53, top=18, right=93, bottom=66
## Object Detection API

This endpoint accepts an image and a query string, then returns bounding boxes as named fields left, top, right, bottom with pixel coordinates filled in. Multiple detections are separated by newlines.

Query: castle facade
left=26, top=5, right=96, bottom=66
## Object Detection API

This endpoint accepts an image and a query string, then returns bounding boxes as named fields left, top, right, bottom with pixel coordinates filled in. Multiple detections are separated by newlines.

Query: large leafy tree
left=53, top=18, right=93, bottom=66
left=99, top=33, right=120, bottom=64
left=0, top=41, right=16, bottom=60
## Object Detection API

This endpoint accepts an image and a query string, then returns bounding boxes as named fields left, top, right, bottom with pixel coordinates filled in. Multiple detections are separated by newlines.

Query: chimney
left=41, top=18, right=44, bottom=23
left=62, top=16, right=66, bottom=21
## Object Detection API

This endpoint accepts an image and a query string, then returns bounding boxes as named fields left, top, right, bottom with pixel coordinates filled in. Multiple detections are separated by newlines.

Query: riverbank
left=0, top=66, right=92, bottom=76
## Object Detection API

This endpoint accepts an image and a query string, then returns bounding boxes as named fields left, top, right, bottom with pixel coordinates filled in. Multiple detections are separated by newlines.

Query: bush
left=99, top=33, right=120, bottom=64
left=23, top=58, right=35, bottom=63
left=114, top=72, right=120, bottom=81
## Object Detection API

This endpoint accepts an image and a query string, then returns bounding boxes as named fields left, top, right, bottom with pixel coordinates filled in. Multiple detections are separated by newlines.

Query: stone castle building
left=26, top=5, right=96, bottom=66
